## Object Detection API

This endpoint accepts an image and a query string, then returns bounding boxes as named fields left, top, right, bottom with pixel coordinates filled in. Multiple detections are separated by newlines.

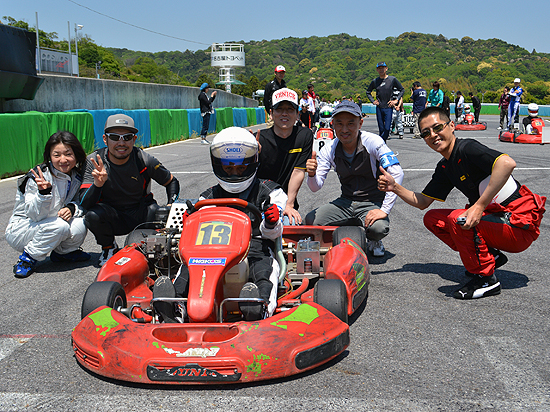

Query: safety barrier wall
left=0, top=106, right=268, bottom=178
left=362, top=103, right=550, bottom=116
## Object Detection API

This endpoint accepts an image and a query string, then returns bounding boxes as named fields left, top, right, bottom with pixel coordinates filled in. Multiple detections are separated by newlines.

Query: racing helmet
left=210, top=127, right=259, bottom=193
left=528, top=103, right=539, bottom=117
left=464, top=104, right=471, bottom=114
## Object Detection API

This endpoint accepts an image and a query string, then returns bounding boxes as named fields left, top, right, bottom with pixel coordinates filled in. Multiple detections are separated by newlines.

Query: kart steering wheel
left=193, top=198, right=263, bottom=230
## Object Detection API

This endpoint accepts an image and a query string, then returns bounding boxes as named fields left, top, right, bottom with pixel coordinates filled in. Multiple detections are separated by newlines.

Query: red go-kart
left=72, top=198, right=370, bottom=384
left=455, top=113, right=487, bottom=131
left=499, top=118, right=549, bottom=145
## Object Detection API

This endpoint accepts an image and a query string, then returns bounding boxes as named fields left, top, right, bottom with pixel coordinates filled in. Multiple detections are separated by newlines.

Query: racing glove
left=264, top=203, right=280, bottom=229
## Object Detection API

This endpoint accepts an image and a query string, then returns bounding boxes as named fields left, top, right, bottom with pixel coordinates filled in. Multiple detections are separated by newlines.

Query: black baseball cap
left=332, top=100, right=362, bottom=118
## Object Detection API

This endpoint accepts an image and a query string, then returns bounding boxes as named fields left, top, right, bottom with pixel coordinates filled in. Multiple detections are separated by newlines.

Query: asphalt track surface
left=0, top=115, right=549, bottom=412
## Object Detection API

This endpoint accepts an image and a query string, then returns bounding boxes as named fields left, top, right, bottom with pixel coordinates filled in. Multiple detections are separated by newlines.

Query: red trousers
left=423, top=208, right=538, bottom=276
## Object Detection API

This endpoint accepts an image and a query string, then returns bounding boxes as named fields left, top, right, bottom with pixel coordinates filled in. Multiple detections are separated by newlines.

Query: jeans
left=376, top=107, right=393, bottom=141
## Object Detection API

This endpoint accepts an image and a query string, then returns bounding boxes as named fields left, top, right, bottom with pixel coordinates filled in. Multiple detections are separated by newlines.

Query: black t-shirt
left=422, top=138, right=519, bottom=205
left=257, top=125, right=313, bottom=208
left=81, top=147, right=172, bottom=209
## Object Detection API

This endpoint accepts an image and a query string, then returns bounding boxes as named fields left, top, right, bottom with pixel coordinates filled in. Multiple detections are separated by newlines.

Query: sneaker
left=50, top=249, right=91, bottom=262
left=497, top=126, right=502, bottom=130
left=239, top=282, right=265, bottom=321
left=453, top=274, right=501, bottom=299
left=153, top=276, right=177, bottom=323
left=465, top=249, right=508, bottom=277
left=201, top=138, right=210, bottom=145
left=399, top=134, right=404, bottom=139
left=13, top=251, right=37, bottom=278
left=367, top=240, right=385, bottom=257
left=98, top=243, right=118, bottom=267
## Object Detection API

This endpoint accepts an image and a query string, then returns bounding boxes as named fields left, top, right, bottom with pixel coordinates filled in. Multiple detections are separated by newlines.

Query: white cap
left=514, top=78, right=521, bottom=83
left=272, top=88, right=298, bottom=109
left=275, top=65, right=286, bottom=73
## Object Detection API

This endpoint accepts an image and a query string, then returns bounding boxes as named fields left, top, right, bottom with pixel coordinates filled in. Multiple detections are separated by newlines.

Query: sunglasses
left=420, top=121, right=450, bottom=139
left=106, top=132, right=135, bottom=142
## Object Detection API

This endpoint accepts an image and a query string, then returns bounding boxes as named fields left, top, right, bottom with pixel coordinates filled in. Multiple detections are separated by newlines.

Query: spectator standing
left=263, top=65, right=287, bottom=119
left=469, top=92, right=481, bottom=123
left=307, top=84, right=319, bottom=127
left=299, top=90, right=314, bottom=128
left=508, top=78, right=523, bottom=130
left=366, top=62, right=405, bottom=142
left=411, top=82, right=427, bottom=138
left=455, top=91, right=464, bottom=122
left=442, top=92, right=451, bottom=119
left=498, top=87, right=511, bottom=130
left=427, top=81, right=444, bottom=108
left=391, top=89, right=404, bottom=139
left=198, top=83, right=217, bottom=144
left=80, top=114, right=180, bottom=266
left=257, top=88, right=313, bottom=225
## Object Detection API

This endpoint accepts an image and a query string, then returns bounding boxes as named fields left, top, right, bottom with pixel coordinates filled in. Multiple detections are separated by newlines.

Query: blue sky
left=3, top=0, right=549, bottom=55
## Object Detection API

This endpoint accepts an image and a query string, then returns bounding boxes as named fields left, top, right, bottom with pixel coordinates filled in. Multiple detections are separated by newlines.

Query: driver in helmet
left=168, top=127, right=288, bottom=322
left=522, top=103, right=542, bottom=134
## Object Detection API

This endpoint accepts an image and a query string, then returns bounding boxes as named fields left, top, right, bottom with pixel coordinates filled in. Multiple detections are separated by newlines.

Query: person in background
left=427, top=81, right=444, bottom=108
left=469, top=92, right=481, bottom=123
left=508, top=78, right=523, bottom=130
left=522, top=103, right=543, bottom=134
left=6, top=131, right=90, bottom=278
left=411, top=82, right=427, bottom=138
left=198, top=83, right=217, bottom=144
left=299, top=90, right=314, bottom=128
left=377, top=107, right=545, bottom=300
left=455, top=91, right=464, bottom=123
left=498, top=87, right=510, bottom=130
left=366, top=62, right=404, bottom=142
left=263, top=65, right=287, bottom=120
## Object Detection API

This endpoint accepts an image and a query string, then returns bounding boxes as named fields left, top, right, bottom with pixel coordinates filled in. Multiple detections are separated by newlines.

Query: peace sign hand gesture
left=31, top=167, right=52, bottom=191
left=90, top=154, right=108, bottom=187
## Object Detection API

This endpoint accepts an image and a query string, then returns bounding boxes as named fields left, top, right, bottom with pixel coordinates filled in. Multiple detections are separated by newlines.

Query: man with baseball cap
left=305, top=100, right=404, bottom=257
left=257, top=88, right=313, bottom=225
left=366, top=62, right=405, bottom=142
left=508, top=78, right=523, bottom=130
left=79, top=114, right=180, bottom=266
left=263, top=65, right=287, bottom=117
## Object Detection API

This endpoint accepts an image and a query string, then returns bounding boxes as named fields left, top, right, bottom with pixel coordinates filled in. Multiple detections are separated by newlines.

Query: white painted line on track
left=0, top=338, right=30, bottom=362
left=404, top=167, right=550, bottom=172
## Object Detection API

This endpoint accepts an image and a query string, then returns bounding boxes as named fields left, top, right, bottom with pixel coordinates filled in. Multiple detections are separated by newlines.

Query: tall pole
left=74, top=24, right=82, bottom=77
left=35, top=12, right=41, bottom=74
left=67, top=21, right=73, bottom=76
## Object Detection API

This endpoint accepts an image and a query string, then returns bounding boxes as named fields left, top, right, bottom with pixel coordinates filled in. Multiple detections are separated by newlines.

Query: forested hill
left=109, top=32, right=550, bottom=104
left=5, top=15, right=548, bottom=104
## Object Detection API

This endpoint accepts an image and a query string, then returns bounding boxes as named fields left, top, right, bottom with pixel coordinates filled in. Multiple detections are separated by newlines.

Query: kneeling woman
left=6, top=131, right=90, bottom=278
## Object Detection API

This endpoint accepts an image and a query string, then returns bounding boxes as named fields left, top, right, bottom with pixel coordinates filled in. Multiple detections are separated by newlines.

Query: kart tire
left=332, top=226, right=367, bottom=255
left=314, top=279, right=348, bottom=323
left=81, top=281, right=127, bottom=319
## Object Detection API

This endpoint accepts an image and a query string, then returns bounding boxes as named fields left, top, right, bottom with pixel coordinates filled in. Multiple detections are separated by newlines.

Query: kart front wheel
left=332, top=226, right=367, bottom=255
left=313, top=279, right=348, bottom=323
left=81, top=281, right=127, bottom=319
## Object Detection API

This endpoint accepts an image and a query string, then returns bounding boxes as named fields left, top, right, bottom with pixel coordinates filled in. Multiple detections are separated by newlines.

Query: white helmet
left=210, top=127, right=259, bottom=193
left=464, top=104, right=471, bottom=114
left=528, top=103, right=539, bottom=117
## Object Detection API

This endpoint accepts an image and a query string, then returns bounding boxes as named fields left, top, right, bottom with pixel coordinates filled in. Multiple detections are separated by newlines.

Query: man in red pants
left=377, top=107, right=546, bottom=299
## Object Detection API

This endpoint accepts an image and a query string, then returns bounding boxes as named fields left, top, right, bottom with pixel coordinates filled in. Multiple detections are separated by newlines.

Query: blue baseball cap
left=376, top=62, right=387, bottom=68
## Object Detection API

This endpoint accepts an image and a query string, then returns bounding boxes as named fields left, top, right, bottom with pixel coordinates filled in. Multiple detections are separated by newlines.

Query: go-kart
left=455, top=113, right=487, bottom=131
left=499, top=118, right=549, bottom=144
left=72, top=198, right=370, bottom=384
left=402, top=113, right=415, bottom=134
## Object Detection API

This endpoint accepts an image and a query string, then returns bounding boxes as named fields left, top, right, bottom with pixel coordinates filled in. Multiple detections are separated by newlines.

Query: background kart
left=455, top=113, right=487, bottom=131
left=72, top=198, right=370, bottom=384
left=499, top=118, right=549, bottom=144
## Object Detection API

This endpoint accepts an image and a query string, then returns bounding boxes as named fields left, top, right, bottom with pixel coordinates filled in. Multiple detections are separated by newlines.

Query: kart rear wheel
left=81, top=281, right=127, bottom=319
left=313, top=279, right=348, bottom=323
left=332, top=226, right=367, bottom=255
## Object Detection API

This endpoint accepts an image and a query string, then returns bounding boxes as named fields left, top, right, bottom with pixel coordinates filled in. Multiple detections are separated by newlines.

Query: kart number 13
left=196, top=222, right=232, bottom=245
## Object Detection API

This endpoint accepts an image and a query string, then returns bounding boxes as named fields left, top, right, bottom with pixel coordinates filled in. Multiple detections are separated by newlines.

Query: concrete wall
left=0, top=74, right=258, bottom=113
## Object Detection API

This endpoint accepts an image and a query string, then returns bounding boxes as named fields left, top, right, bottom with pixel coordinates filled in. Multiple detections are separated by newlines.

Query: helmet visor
left=210, top=141, right=259, bottom=183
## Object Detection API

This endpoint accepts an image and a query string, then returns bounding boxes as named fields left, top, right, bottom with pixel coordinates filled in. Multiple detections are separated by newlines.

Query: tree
left=2, top=15, right=58, bottom=48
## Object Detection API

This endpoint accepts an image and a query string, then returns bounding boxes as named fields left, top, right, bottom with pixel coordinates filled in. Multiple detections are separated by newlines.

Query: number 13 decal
left=196, top=222, right=232, bottom=245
